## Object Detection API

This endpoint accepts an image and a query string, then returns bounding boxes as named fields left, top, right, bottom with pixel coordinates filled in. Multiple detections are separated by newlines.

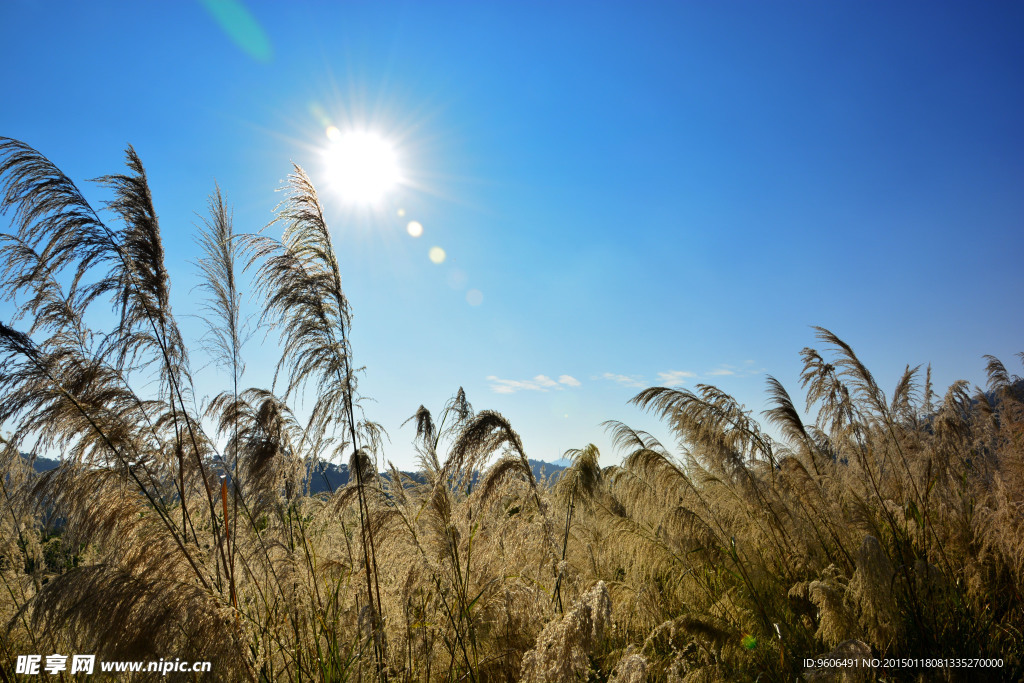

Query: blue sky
left=2, top=1, right=1023, bottom=469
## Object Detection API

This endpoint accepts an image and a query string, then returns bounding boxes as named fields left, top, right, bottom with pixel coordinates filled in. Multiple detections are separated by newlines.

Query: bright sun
left=323, top=129, right=400, bottom=204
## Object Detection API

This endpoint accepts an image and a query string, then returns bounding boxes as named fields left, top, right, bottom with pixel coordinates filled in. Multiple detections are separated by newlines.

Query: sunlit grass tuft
left=1, top=137, right=1022, bottom=681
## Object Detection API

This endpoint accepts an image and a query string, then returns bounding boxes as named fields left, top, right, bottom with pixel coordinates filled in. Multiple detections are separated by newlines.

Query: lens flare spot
left=200, top=0, right=273, bottom=62
left=326, top=126, right=341, bottom=142
left=309, top=102, right=330, bottom=127
left=407, top=220, right=423, bottom=237
left=466, top=289, right=483, bottom=306
left=397, top=208, right=406, bottom=217
left=447, top=269, right=467, bottom=289
left=429, top=247, right=446, bottom=264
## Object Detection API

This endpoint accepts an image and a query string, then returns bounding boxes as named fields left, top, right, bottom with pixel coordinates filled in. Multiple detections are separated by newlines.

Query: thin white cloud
left=600, top=372, right=646, bottom=388
left=657, top=370, right=696, bottom=384
left=486, top=373, right=581, bottom=394
left=703, top=363, right=765, bottom=378
left=646, top=363, right=766, bottom=385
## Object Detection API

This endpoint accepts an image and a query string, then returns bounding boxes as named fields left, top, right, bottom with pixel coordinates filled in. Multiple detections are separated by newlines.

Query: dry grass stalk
left=1, top=137, right=1023, bottom=681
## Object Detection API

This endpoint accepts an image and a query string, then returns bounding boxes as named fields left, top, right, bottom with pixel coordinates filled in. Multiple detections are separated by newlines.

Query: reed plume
left=2, top=137, right=1022, bottom=681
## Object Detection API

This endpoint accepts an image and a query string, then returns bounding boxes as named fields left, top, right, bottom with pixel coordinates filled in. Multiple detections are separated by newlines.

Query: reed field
left=1, top=137, right=1023, bottom=681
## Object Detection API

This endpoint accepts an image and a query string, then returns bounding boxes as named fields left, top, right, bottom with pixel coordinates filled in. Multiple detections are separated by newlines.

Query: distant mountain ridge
left=305, top=458, right=565, bottom=494
left=23, top=454, right=60, bottom=473
left=23, top=453, right=566, bottom=493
